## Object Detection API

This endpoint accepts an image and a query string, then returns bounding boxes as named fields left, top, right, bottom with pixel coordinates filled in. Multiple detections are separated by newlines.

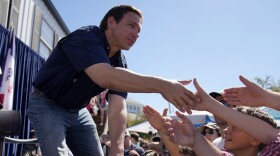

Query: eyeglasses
left=220, top=100, right=236, bottom=108
left=202, top=129, right=217, bottom=135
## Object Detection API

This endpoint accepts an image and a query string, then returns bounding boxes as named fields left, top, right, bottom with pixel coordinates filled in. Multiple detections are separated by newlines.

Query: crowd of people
left=141, top=76, right=280, bottom=156
left=92, top=76, right=280, bottom=156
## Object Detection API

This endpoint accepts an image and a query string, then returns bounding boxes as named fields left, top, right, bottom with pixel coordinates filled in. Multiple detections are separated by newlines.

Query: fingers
left=175, top=111, right=190, bottom=124
left=143, top=105, right=154, bottom=120
left=193, top=78, right=207, bottom=97
left=178, top=80, right=192, bottom=85
left=181, top=89, right=198, bottom=113
left=172, top=99, right=186, bottom=113
left=174, top=96, right=192, bottom=114
left=161, top=116, right=173, bottom=123
left=240, top=75, right=262, bottom=90
left=239, top=75, right=251, bottom=87
left=163, top=108, right=168, bottom=116
left=144, top=105, right=157, bottom=115
left=223, top=87, right=238, bottom=94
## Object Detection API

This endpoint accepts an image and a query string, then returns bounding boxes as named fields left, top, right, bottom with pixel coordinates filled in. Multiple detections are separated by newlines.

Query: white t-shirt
left=213, top=137, right=225, bottom=151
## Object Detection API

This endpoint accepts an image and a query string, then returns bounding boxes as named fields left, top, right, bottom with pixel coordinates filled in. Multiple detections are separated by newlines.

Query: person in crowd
left=144, top=150, right=160, bottom=156
left=98, top=89, right=108, bottom=126
left=144, top=105, right=181, bottom=156
left=178, top=146, right=197, bottom=156
left=223, top=75, right=280, bottom=155
left=27, top=5, right=198, bottom=155
left=139, top=140, right=149, bottom=152
left=223, top=75, right=280, bottom=111
left=129, top=150, right=141, bottom=156
left=100, top=131, right=111, bottom=156
left=163, top=78, right=279, bottom=156
left=197, top=122, right=221, bottom=142
left=100, top=133, right=110, bottom=149
left=130, top=131, right=141, bottom=147
left=209, top=92, right=229, bottom=150
left=86, top=96, right=99, bottom=116
left=124, top=130, right=145, bottom=156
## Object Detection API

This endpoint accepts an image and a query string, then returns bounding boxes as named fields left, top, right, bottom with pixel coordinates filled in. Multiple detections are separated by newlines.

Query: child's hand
left=193, top=78, right=219, bottom=112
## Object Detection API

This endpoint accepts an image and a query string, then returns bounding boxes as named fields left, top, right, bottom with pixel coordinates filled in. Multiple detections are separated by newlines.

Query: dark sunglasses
left=219, top=100, right=229, bottom=107
left=202, top=129, right=217, bottom=135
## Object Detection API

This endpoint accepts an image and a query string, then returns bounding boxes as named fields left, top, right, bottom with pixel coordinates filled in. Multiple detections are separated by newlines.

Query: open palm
left=165, top=111, right=197, bottom=147
left=143, top=105, right=168, bottom=131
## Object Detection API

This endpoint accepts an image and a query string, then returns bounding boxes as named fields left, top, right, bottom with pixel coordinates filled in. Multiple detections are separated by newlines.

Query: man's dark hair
left=130, top=132, right=140, bottom=142
left=234, top=106, right=277, bottom=151
left=99, top=5, right=143, bottom=31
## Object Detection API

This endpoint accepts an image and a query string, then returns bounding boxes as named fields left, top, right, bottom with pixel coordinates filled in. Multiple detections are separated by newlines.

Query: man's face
left=108, top=12, right=142, bottom=50
left=124, top=135, right=131, bottom=148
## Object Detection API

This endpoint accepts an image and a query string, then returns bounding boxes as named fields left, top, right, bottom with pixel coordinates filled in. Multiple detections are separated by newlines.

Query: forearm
left=108, top=95, right=127, bottom=155
left=208, top=100, right=278, bottom=144
left=266, top=91, right=280, bottom=111
left=85, top=64, right=167, bottom=93
left=192, top=133, right=221, bottom=156
left=104, top=67, right=169, bottom=93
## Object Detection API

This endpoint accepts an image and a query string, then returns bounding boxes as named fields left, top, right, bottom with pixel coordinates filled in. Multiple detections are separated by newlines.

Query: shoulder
left=69, top=25, right=103, bottom=42
left=221, top=151, right=234, bottom=156
left=130, top=144, right=145, bottom=154
left=259, top=132, right=280, bottom=155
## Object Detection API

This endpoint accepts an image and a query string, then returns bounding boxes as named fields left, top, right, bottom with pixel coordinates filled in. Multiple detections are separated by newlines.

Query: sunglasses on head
left=202, top=128, right=217, bottom=135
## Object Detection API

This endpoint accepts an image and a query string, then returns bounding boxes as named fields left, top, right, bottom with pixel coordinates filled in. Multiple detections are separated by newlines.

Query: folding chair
left=0, top=110, right=38, bottom=155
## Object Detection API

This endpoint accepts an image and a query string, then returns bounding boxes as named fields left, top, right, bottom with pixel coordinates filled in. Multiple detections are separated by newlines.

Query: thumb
left=239, top=75, right=253, bottom=87
left=193, top=78, right=205, bottom=94
left=163, top=108, right=168, bottom=116
left=175, top=111, right=190, bottom=124
left=178, top=80, right=192, bottom=85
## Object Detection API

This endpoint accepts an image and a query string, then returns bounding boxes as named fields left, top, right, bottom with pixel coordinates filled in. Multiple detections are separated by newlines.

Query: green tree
left=255, top=76, right=280, bottom=92
left=127, top=113, right=147, bottom=127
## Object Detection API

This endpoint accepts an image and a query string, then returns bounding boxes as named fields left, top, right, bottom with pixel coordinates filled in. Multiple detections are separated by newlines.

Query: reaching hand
left=223, top=75, right=268, bottom=107
left=143, top=105, right=169, bottom=132
left=192, top=78, right=221, bottom=111
left=160, top=79, right=200, bottom=114
left=163, top=111, right=197, bottom=147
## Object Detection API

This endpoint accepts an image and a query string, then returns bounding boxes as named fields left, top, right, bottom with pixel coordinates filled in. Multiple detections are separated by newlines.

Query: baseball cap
left=197, top=122, right=219, bottom=134
left=125, top=130, right=130, bottom=137
left=209, top=92, right=222, bottom=99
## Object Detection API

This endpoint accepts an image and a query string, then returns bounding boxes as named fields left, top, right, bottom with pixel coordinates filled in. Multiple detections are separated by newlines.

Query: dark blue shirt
left=33, top=25, right=127, bottom=109
left=124, top=144, right=145, bottom=156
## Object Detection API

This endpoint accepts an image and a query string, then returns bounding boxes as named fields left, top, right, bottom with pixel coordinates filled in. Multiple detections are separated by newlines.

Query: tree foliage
left=127, top=113, right=147, bottom=127
left=255, top=76, right=280, bottom=92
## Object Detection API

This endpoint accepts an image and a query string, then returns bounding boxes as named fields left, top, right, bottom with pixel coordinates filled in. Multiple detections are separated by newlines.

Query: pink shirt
left=259, top=132, right=280, bottom=156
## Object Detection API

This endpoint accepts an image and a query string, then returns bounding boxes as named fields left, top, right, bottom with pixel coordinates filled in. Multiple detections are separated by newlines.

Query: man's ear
left=107, top=16, right=116, bottom=28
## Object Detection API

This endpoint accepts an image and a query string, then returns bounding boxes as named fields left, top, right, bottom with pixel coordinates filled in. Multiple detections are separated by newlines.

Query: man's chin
left=122, top=47, right=131, bottom=51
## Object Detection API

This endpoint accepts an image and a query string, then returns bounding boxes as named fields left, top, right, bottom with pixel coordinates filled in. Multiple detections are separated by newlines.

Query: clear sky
left=51, top=0, right=280, bottom=113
